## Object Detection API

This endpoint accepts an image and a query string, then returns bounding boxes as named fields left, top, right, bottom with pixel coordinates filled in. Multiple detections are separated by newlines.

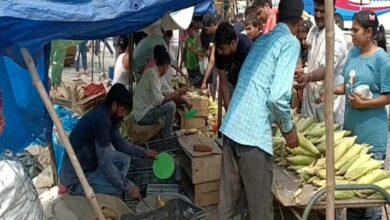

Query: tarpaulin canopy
left=0, top=0, right=214, bottom=153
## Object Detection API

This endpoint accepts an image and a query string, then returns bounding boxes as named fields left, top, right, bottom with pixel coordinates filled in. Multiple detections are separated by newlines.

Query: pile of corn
left=273, top=115, right=390, bottom=200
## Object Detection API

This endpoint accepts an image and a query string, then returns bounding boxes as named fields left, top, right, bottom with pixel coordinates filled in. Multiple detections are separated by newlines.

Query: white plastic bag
left=353, top=85, right=373, bottom=100
left=0, top=159, right=45, bottom=220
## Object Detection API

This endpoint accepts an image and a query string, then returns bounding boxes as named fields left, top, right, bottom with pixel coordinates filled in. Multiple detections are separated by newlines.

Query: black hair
left=313, top=0, right=336, bottom=6
left=278, top=0, right=304, bottom=24
left=353, top=10, right=387, bottom=51
left=252, top=0, right=272, bottom=9
left=300, top=20, right=313, bottom=33
left=215, top=22, right=237, bottom=47
left=103, top=83, right=132, bottom=109
left=244, top=6, right=256, bottom=17
left=235, top=13, right=243, bottom=22
left=153, top=45, right=171, bottom=66
left=200, top=30, right=212, bottom=50
left=244, top=13, right=263, bottom=29
left=202, top=14, right=219, bottom=27
left=164, top=30, right=173, bottom=38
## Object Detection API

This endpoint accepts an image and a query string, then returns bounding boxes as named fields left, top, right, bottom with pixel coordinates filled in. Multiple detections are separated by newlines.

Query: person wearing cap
left=60, top=84, right=157, bottom=200
left=218, top=0, right=304, bottom=218
left=252, top=0, right=278, bottom=34
left=295, top=0, right=348, bottom=125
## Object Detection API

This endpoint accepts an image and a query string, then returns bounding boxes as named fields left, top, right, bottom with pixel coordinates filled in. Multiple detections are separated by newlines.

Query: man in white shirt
left=132, top=46, right=187, bottom=138
left=295, top=0, right=347, bottom=124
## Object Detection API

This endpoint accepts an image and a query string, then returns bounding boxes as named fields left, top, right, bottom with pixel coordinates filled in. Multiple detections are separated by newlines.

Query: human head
left=297, top=20, right=313, bottom=49
left=153, top=45, right=171, bottom=76
left=352, top=10, right=387, bottom=51
left=215, top=22, right=238, bottom=56
left=187, top=23, right=198, bottom=37
left=163, top=30, right=173, bottom=45
left=313, top=0, right=336, bottom=29
left=103, top=83, right=132, bottom=123
left=244, top=6, right=256, bottom=18
left=278, top=0, right=304, bottom=35
left=202, top=14, right=219, bottom=35
left=252, top=0, right=273, bottom=23
left=244, top=13, right=263, bottom=41
left=235, top=13, right=243, bottom=23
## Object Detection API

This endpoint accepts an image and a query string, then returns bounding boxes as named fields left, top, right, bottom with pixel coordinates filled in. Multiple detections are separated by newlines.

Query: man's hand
left=201, top=82, right=208, bottom=90
left=130, top=186, right=142, bottom=200
left=294, top=73, right=310, bottom=90
left=349, top=94, right=366, bottom=108
left=283, top=126, right=299, bottom=148
left=145, top=150, right=158, bottom=159
left=177, top=87, right=188, bottom=96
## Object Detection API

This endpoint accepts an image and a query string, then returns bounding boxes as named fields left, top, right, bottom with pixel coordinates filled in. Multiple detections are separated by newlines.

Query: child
left=181, top=23, right=203, bottom=88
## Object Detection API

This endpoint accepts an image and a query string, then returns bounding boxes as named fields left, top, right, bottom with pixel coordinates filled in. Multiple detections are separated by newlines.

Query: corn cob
left=334, top=136, right=357, bottom=162
left=302, top=123, right=317, bottom=135
left=306, top=126, right=326, bottom=137
left=297, top=117, right=315, bottom=132
left=357, top=169, right=390, bottom=184
left=346, top=153, right=373, bottom=175
left=312, top=179, right=352, bottom=188
left=335, top=144, right=364, bottom=170
left=345, top=159, right=384, bottom=180
left=315, top=157, right=326, bottom=167
left=367, top=192, right=386, bottom=200
left=288, top=165, right=305, bottom=172
left=335, top=191, right=356, bottom=200
left=287, top=147, right=317, bottom=157
left=316, top=141, right=326, bottom=154
left=315, top=168, right=326, bottom=179
left=298, top=133, right=321, bottom=155
left=273, top=137, right=286, bottom=145
left=337, top=154, right=359, bottom=175
left=287, top=155, right=316, bottom=166
left=295, top=117, right=306, bottom=129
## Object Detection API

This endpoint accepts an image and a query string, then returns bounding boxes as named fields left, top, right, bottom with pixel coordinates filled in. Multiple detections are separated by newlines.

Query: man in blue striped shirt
left=218, top=0, right=304, bottom=219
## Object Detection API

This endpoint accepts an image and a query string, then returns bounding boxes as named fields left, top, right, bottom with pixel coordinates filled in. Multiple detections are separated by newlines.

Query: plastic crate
left=145, top=136, right=179, bottom=156
left=121, top=198, right=205, bottom=220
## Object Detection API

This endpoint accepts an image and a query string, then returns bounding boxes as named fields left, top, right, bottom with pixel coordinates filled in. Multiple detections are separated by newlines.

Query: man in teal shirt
left=218, top=0, right=303, bottom=219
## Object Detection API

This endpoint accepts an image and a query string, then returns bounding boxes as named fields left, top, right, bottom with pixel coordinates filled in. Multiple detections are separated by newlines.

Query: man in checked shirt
left=218, top=0, right=304, bottom=219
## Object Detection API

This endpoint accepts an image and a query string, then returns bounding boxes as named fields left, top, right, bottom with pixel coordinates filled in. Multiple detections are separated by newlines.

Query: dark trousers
left=187, top=68, right=203, bottom=88
left=218, top=136, right=274, bottom=220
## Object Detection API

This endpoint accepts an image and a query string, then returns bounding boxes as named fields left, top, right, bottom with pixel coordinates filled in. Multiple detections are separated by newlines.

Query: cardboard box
left=177, top=109, right=207, bottom=130
left=186, top=96, right=209, bottom=117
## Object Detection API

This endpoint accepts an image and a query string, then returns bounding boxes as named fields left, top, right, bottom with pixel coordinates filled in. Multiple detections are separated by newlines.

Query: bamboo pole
left=20, top=48, right=106, bottom=220
left=324, top=0, right=336, bottom=219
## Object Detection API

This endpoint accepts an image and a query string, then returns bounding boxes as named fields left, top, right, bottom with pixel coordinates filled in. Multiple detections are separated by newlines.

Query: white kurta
left=301, top=24, right=348, bottom=125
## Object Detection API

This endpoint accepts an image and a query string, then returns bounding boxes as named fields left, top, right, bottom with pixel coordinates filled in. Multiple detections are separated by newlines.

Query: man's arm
left=111, top=128, right=146, bottom=158
left=201, top=46, right=216, bottom=89
left=268, top=41, right=300, bottom=134
left=218, top=68, right=230, bottom=110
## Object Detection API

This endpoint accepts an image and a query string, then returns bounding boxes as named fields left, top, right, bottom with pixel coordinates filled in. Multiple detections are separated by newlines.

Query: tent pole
left=20, top=48, right=106, bottom=220
left=324, top=0, right=336, bottom=219
left=91, top=41, right=94, bottom=82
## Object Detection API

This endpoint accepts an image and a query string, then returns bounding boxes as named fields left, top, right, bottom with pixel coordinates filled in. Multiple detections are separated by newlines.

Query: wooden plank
left=272, top=164, right=387, bottom=209
left=178, top=135, right=222, bottom=157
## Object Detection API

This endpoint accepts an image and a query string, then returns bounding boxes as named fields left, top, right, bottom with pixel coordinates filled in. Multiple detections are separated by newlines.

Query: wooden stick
left=324, top=0, right=336, bottom=219
left=48, top=142, right=59, bottom=186
left=20, top=48, right=106, bottom=220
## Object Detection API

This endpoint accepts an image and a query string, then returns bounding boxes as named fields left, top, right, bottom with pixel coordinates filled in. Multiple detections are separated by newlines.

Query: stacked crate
left=178, top=135, right=222, bottom=207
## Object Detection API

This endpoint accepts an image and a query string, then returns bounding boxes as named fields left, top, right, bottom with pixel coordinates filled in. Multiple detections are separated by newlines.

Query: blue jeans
left=139, top=101, right=176, bottom=138
left=75, top=41, right=87, bottom=72
left=69, top=151, right=130, bottom=196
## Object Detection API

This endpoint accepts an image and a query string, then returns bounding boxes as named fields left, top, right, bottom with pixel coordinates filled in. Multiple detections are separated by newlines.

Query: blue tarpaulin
left=0, top=0, right=214, bottom=153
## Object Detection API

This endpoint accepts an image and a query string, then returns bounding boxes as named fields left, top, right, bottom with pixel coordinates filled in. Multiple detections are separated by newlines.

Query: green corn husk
left=337, top=154, right=360, bottom=175
left=295, top=117, right=306, bottom=129
left=287, top=147, right=317, bottom=157
left=302, top=123, right=317, bottom=135
left=309, top=137, right=320, bottom=143
left=298, top=133, right=321, bottom=155
left=335, top=191, right=356, bottom=200
left=334, top=136, right=357, bottom=163
left=273, top=137, right=286, bottom=145
left=297, top=117, right=315, bottom=132
left=357, top=169, right=390, bottom=184
left=288, top=165, right=305, bottom=172
left=315, top=157, right=326, bottom=167
left=346, top=153, right=373, bottom=175
left=315, top=168, right=326, bottom=179
left=315, top=130, right=351, bottom=153
left=359, top=177, right=390, bottom=196
left=345, top=159, right=384, bottom=181
left=335, top=144, right=364, bottom=170
left=306, top=126, right=326, bottom=137
left=367, top=192, right=386, bottom=200
left=316, top=141, right=326, bottom=154
left=312, top=179, right=352, bottom=188
left=287, top=155, right=316, bottom=166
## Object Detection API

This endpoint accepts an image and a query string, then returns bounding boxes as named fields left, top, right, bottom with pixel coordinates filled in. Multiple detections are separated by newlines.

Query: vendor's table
left=272, top=164, right=387, bottom=209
